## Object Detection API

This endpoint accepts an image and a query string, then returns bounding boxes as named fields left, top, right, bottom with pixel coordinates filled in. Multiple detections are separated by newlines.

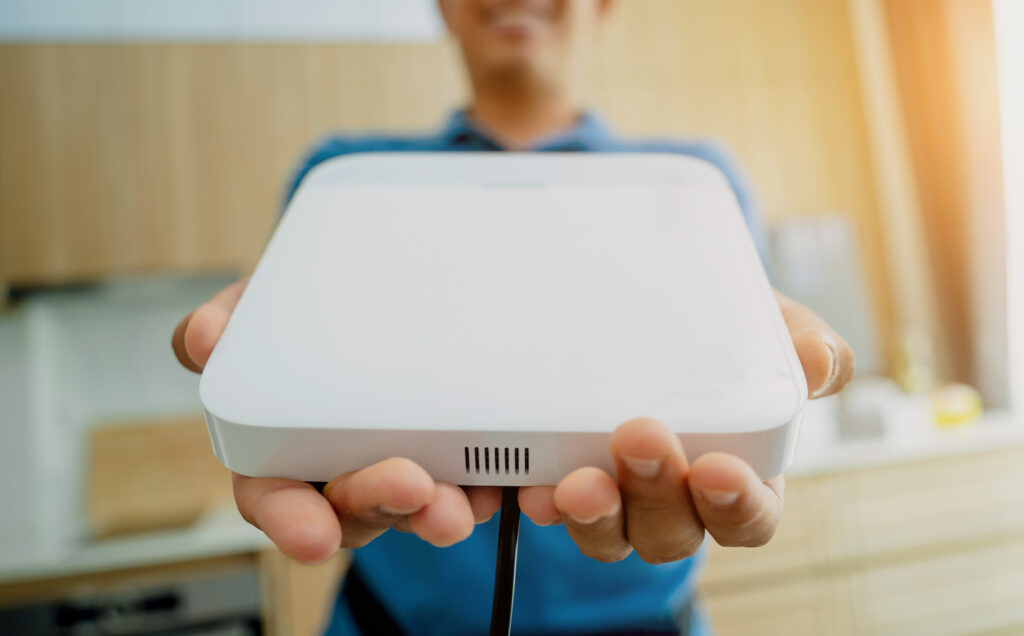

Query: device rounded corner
left=300, top=152, right=411, bottom=188
left=650, top=152, right=733, bottom=189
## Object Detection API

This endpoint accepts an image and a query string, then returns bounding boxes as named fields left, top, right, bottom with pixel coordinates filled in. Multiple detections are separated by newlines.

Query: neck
left=467, top=81, right=581, bottom=149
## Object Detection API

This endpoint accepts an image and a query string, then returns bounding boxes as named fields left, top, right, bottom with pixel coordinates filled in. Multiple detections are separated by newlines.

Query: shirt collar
left=438, top=108, right=616, bottom=151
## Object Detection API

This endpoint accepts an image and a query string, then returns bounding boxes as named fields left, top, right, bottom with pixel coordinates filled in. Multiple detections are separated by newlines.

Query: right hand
left=172, top=277, right=504, bottom=564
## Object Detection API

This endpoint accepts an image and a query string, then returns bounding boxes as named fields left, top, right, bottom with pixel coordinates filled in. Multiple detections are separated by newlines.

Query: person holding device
left=171, top=1, right=854, bottom=634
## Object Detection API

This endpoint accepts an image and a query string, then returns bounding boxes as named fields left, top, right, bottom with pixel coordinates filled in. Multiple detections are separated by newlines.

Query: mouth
left=482, top=2, right=555, bottom=38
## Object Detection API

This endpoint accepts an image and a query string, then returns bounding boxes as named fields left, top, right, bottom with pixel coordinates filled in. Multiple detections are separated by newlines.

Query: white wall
left=0, top=316, right=35, bottom=557
left=994, top=0, right=1024, bottom=413
left=0, top=275, right=234, bottom=563
left=0, top=0, right=443, bottom=41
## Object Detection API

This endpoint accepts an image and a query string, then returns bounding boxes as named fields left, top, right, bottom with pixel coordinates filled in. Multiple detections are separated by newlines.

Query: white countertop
left=0, top=504, right=269, bottom=586
left=789, top=407, right=1024, bottom=477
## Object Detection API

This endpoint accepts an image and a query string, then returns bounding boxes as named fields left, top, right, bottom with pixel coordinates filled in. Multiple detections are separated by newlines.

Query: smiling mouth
left=483, top=3, right=555, bottom=36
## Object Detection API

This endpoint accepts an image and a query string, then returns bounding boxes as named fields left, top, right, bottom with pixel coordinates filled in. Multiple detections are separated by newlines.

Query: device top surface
left=302, top=152, right=732, bottom=187
left=201, top=154, right=806, bottom=434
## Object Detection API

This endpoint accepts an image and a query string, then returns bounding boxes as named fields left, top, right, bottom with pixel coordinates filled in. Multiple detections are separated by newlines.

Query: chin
left=485, top=58, right=552, bottom=88
left=480, top=41, right=554, bottom=76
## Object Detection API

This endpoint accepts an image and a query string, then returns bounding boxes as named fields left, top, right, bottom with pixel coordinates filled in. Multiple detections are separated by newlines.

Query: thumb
left=775, top=290, right=855, bottom=398
left=171, top=276, right=249, bottom=372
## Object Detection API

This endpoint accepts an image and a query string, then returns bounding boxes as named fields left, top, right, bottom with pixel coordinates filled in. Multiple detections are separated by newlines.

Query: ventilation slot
left=465, top=446, right=530, bottom=475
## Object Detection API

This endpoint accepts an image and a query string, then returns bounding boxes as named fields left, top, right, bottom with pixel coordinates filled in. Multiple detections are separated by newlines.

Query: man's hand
left=174, top=282, right=851, bottom=564
left=173, top=277, right=504, bottom=563
left=514, top=291, right=854, bottom=562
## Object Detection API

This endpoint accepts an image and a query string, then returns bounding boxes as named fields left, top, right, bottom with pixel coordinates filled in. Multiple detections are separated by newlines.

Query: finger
left=233, top=474, right=340, bottom=564
left=323, top=457, right=435, bottom=548
left=610, top=418, right=704, bottom=564
left=687, top=452, right=784, bottom=548
left=172, top=311, right=203, bottom=373
left=775, top=291, right=855, bottom=398
left=518, top=486, right=561, bottom=526
left=464, top=486, right=503, bottom=524
left=409, top=482, right=476, bottom=547
left=171, top=276, right=249, bottom=372
left=553, top=467, right=631, bottom=562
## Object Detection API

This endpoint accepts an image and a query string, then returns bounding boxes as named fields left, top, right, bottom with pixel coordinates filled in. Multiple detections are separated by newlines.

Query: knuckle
left=636, top=550, right=673, bottom=565
left=625, top=492, right=679, bottom=516
left=586, top=545, right=633, bottom=563
left=745, top=525, right=778, bottom=547
left=634, top=534, right=704, bottom=564
left=715, top=524, right=777, bottom=548
left=744, top=535, right=772, bottom=548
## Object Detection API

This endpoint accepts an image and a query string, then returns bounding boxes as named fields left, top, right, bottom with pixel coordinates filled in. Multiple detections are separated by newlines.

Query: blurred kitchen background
left=1, top=0, right=1022, bottom=634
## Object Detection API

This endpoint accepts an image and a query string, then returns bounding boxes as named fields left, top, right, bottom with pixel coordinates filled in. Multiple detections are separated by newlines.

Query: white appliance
left=200, top=154, right=806, bottom=485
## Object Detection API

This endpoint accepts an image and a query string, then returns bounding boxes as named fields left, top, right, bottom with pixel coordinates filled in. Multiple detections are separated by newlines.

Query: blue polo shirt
left=286, top=110, right=768, bottom=636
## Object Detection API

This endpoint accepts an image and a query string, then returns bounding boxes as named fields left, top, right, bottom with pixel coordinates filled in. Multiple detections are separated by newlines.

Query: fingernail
left=379, top=504, right=420, bottom=516
left=700, top=489, right=740, bottom=506
left=809, top=329, right=840, bottom=399
left=621, top=455, right=661, bottom=478
left=567, top=502, right=620, bottom=525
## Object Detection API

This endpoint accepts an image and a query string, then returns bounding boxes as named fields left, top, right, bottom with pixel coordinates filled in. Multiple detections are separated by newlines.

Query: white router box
left=200, top=153, right=807, bottom=485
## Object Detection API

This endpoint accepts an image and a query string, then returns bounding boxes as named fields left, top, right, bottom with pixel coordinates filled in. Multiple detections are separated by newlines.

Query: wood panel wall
left=0, top=0, right=893, bottom=361
left=0, top=42, right=466, bottom=283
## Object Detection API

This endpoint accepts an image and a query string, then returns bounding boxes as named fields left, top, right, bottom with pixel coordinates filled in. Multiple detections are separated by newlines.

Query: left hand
left=508, top=290, right=854, bottom=563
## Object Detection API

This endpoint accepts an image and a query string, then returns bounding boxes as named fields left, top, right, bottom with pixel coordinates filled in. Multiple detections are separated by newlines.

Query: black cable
left=490, top=486, right=521, bottom=636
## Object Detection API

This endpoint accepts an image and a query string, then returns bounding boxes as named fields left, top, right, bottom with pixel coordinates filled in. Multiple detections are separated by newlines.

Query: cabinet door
left=847, top=538, right=1024, bottom=636
left=700, top=577, right=853, bottom=636
left=0, top=43, right=460, bottom=285
left=0, top=45, right=277, bottom=283
left=821, top=447, right=1024, bottom=562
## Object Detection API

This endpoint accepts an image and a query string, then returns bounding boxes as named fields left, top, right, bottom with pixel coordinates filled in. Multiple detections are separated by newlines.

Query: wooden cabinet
left=702, top=579, right=847, bottom=636
left=846, top=540, right=1024, bottom=636
left=0, top=43, right=463, bottom=286
left=823, top=447, right=1024, bottom=561
left=700, top=445, right=1024, bottom=636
